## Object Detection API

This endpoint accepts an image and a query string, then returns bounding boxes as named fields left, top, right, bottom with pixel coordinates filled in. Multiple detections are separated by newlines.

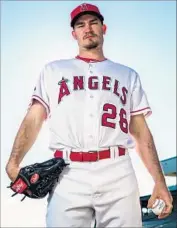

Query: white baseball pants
left=46, top=154, right=142, bottom=227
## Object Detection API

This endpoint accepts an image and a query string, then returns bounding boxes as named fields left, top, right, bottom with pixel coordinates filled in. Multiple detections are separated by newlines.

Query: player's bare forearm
left=6, top=101, right=46, bottom=171
left=129, top=114, right=165, bottom=184
left=7, top=116, right=40, bottom=166
left=136, top=130, right=165, bottom=183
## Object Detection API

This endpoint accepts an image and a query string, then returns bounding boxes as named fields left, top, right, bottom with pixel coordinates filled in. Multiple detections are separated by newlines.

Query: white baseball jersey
left=29, top=56, right=152, bottom=151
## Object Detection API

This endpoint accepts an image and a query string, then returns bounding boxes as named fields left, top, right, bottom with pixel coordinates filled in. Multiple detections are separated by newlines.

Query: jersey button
left=89, top=114, right=94, bottom=117
left=90, top=95, right=94, bottom=98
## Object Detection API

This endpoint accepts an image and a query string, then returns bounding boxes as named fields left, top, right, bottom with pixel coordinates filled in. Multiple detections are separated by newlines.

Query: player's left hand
left=147, top=181, right=173, bottom=219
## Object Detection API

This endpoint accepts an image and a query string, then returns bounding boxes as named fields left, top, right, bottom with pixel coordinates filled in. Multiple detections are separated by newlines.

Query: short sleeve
left=28, top=67, right=50, bottom=117
left=130, top=73, right=152, bottom=117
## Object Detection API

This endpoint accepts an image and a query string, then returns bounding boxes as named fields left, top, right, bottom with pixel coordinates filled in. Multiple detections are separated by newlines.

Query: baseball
left=151, top=199, right=166, bottom=215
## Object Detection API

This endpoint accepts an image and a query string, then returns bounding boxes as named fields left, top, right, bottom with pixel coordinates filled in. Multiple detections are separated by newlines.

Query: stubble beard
left=84, top=40, right=99, bottom=50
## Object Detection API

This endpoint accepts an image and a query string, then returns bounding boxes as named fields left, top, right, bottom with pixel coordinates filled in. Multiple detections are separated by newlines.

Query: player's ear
left=102, top=24, right=107, bottom=35
left=72, top=30, right=77, bottom=40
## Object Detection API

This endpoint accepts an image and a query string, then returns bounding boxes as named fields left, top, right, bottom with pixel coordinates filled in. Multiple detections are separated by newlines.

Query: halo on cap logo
left=30, top=173, right=39, bottom=184
left=80, top=3, right=88, bottom=12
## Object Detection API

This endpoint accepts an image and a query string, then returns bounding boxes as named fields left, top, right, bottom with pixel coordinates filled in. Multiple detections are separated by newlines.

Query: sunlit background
left=1, top=1, right=176, bottom=227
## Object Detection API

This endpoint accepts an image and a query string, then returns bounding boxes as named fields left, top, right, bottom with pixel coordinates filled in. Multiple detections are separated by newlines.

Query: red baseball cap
left=70, top=3, right=104, bottom=27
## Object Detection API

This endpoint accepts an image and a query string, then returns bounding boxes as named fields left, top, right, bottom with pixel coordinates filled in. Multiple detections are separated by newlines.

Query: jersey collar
left=75, top=55, right=107, bottom=63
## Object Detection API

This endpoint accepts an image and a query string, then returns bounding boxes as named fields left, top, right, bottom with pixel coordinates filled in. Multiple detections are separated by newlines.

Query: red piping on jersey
left=76, top=55, right=107, bottom=63
left=130, top=107, right=151, bottom=113
left=32, top=95, right=50, bottom=114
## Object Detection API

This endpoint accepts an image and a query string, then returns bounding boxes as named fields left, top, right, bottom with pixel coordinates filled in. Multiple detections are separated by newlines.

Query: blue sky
left=1, top=1, right=176, bottom=226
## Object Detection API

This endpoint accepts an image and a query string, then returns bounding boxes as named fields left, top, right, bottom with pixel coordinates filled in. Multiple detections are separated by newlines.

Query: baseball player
left=6, top=3, right=173, bottom=227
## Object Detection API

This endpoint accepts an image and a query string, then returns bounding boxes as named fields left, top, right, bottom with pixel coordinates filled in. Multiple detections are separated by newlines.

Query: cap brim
left=71, top=11, right=104, bottom=27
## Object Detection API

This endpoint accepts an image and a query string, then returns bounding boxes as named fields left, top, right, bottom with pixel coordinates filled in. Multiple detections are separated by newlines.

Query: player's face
left=72, top=14, right=106, bottom=50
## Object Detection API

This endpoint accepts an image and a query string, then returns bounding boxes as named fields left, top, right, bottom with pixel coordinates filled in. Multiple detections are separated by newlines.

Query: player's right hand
left=6, top=165, right=20, bottom=182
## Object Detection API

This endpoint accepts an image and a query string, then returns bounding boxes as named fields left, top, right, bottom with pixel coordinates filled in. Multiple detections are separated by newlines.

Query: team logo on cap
left=80, top=3, right=88, bottom=12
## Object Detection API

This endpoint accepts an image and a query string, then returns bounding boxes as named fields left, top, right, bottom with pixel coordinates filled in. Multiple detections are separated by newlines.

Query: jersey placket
left=83, top=62, right=99, bottom=150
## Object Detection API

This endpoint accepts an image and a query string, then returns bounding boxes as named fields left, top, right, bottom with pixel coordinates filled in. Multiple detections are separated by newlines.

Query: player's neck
left=78, top=49, right=106, bottom=62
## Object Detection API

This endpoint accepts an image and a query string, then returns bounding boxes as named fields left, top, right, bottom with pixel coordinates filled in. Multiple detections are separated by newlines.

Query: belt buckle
left=88, top=150, right=99, bottom=162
